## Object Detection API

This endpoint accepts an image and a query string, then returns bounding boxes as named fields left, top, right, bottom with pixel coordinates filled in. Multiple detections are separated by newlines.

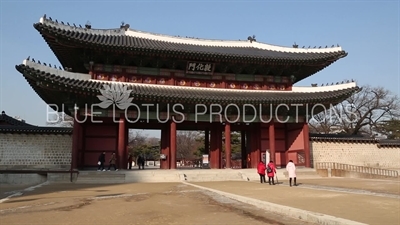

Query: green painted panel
left=138, top=67, right=160, bottom=76
left=104, top=65, right=113, bottom=72
left=235, top=74, right=254, bottom=81
left=274, top=76, right=282, bottom=83
left=186, top=74, right=211, bottom=80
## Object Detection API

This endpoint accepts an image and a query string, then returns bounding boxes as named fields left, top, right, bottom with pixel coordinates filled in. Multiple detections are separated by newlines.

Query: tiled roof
left=16, top=61, right=360, bottom=105
left=0, top=125, right=72, bottom=134
left=0, top=111, right=33, bottom=126
left=0, top=111, right=72, bottom=134
left=310, top=133, right=375, bottom=141
left=34, top=17, right=347, bottom=63
left=310, top=133, right=400, bottom=146
left=377, top=139, right=400, bottom=147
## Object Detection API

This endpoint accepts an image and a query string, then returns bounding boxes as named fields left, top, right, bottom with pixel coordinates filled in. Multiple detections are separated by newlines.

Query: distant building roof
left=310, top=133, right=400, bottom=147
left=0, top=111, right=72, bottom=134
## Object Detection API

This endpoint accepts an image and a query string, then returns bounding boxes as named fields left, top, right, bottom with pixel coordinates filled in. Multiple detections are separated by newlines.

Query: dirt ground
left=298, top=177, right=400, bottom=195
left=0, top=182, right=314, bottom=225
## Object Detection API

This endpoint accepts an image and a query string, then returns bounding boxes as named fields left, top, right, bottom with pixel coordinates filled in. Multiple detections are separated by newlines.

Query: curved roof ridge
left=292, top=83, right=357, bottom=92
left=38, top=16, right=343, bottom=54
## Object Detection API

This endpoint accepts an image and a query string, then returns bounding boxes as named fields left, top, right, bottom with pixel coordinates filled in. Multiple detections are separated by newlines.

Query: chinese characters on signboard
left=186, top=62, right=214, bottom=75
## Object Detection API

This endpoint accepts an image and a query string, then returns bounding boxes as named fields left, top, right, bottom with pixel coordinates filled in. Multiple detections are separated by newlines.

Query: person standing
left=267, top=161, right=277, bottom=185
left=97, top=152, right=106, bottom=171
left=107, top=152, right=118, bottom=171
left=247, top=154, right=251, bottom=168
left=128, top=154, right=133, bottom=170
left=137, top=155, right=144, bottom=170
left=286, top=160, right=297, bottom=187
left=257, top=161, right=266, bottom=183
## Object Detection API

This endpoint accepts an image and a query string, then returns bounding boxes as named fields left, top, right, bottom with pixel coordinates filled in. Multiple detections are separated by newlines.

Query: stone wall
left=310, top=140, right=400, bottom=169
left=0, top=133, right=72, bottom=170
left=1, top=132, right=399, bottom=171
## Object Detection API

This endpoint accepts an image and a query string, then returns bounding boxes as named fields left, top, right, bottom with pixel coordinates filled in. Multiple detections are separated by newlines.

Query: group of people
left=97, top=152, right=118, bottom=171
left=98, top=152, right=146, bottom=171
left=128, top=154, right=145, bottom=170
left=257, top=160, right=297, bottom=187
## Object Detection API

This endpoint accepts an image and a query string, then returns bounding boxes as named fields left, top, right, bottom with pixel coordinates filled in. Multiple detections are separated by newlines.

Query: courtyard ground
left=0, top=177, right=399, bottom=225
left=0, top=182, right=313, bottom=225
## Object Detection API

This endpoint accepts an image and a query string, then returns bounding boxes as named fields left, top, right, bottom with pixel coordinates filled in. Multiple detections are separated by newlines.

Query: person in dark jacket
left=97, top=152, right=106, bottom=171
left=137, top=155, right=144, bottom=170
left=257, top=161, right=266, bottom=183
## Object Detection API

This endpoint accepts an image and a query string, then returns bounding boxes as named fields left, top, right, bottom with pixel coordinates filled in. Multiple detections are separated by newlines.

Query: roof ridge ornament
left=85, top=21, right=91, bottom=29
left=120, top=21, right=130, bottom=31
left=292, top=42, right=298, bottom=48
left=247, top=35, right=256, bottom=43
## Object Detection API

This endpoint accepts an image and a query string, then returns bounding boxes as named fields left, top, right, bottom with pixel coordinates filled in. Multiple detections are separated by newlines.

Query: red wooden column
left=210, top=124, right=222, bottom=169
left=249, top=128, right=260, bottom=168
left=225, top=122, right=231, bottom=169
left=160, top=125, right=170, bottom=169
left=170, top=119, right=177, bottom=169
left=303, top=122, right=311, bottom=167
left=71, top=114, right=80, bottom=170
left=255, top=126, right=261, bottom=164
left=249, top=129, right=256, bottom=168
left=117, top=115, right=126, bottom=169
left=217, top=126, right=222, bottom=168
left=269, top=120, right=276, bottom=163
left=284, top=124, right=289, bottom=167
left=209, top=128, right=216, bottom=168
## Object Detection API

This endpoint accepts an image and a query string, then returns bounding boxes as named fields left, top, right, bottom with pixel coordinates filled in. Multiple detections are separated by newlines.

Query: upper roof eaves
left=37, top=16, right=345, bottom=55
left=20, top=59, right=358, bottom=95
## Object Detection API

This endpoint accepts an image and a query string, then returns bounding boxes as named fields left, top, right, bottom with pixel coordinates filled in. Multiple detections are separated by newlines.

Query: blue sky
left=0, top=0, right=399, bottom=137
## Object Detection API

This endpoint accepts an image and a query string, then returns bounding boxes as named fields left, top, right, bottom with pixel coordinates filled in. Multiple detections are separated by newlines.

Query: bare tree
left=128, top=130, right=161, bottom=160
left=46, top=112, right=73, bottom=127
left=177, top=131, right=201, bottom=159
left=128, top=130, right=149, bottom=148
left=310, top=85, right=400, bottom=136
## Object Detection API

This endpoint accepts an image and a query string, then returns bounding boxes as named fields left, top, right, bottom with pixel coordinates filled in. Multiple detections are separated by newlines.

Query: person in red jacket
left=257, top=161, right=266, bottom=183
left=267, top=160, right=277, bottom=185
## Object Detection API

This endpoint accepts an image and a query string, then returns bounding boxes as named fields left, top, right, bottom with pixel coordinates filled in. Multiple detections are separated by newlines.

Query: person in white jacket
left=286, top=160, right=297, bottom=187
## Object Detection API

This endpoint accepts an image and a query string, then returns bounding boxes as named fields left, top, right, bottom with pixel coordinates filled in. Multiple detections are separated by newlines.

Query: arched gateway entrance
left=16, top=15, right=359, bottom=170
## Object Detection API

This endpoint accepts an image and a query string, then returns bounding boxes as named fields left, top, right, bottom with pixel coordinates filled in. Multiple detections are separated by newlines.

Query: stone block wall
left=311, top=140, right=400, bottom=169
left=0, top=133, right=72, bottom=169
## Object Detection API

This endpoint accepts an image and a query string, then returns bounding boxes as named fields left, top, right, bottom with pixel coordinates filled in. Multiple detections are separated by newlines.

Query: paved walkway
left=191, top=178, right=400, bottom=225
